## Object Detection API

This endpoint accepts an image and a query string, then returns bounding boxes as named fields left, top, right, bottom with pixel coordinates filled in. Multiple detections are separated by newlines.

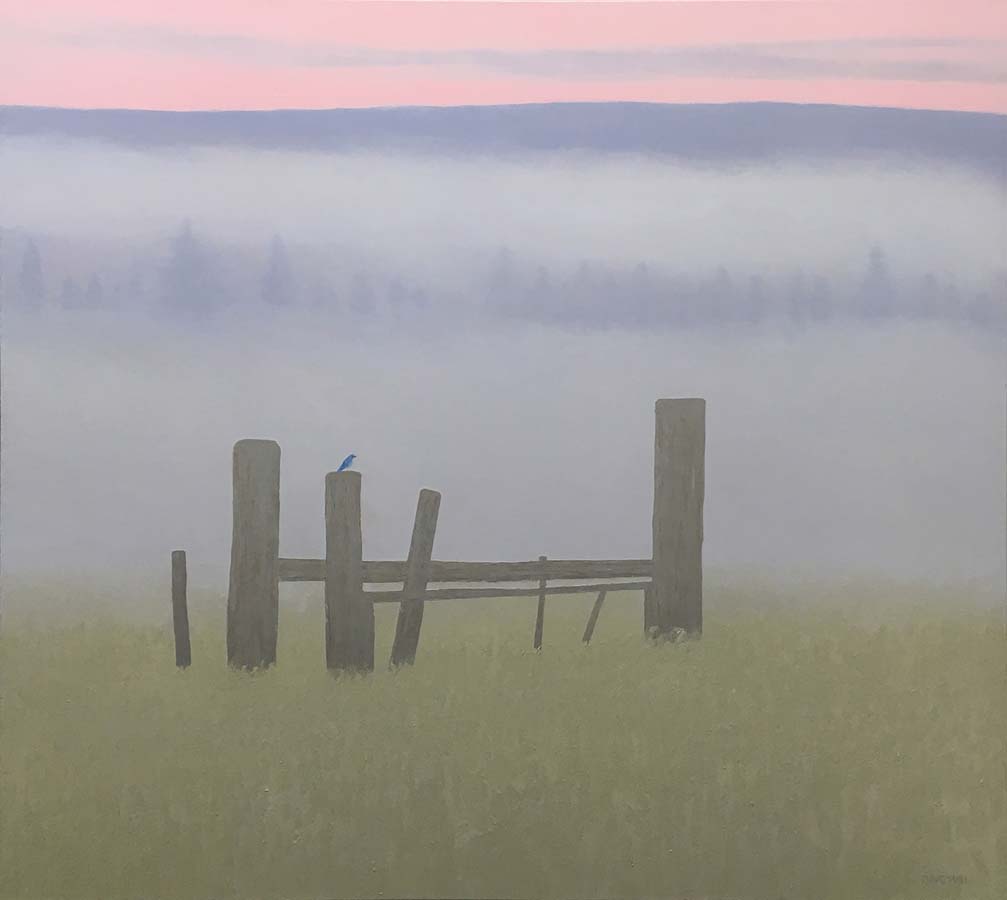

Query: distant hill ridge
left=1, top=102, right=1005, bottom=172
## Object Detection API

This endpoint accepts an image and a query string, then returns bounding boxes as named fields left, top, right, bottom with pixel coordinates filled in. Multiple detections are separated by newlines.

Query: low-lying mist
left=2, top=308, right=1003, bottom=609
left=2, top=134, right=1004, bottom=617
left=1, top=137, right=1003, bottom=289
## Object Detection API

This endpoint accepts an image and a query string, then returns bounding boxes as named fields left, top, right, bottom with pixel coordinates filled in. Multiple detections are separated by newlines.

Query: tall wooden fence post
left=325, top=471, right=374, bottom=672
left=652, top=398, right=705, bottom=637
left=226, top=440, right=281, bottom=669
left=171, top=550, right=191, bottom=668
left=643, top=584, right=657, bottom=636
left=390, top=489, right=441, bottom=667
left=533, top=555, right=547, bottom=650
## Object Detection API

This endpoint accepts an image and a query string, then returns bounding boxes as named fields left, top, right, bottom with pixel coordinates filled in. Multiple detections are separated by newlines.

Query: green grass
left=1, top=581, right=1004, bottom=900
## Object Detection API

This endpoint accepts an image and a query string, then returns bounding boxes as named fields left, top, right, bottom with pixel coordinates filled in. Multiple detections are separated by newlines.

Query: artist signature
left=920, top=872, right=968, bottom=886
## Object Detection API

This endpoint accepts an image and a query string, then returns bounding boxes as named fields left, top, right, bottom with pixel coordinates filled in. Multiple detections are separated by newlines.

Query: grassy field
left=1, top=577, right=1004, bottom=900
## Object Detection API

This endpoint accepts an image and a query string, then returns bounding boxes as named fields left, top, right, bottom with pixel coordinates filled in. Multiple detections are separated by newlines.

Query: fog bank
left=2, top=311, right=1003, bottom=601
left=1, top=138, right=1003, bottom=287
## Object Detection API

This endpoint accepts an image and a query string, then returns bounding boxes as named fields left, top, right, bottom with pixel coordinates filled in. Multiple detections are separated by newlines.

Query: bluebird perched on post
left=337, top=453, right=357, bottom=473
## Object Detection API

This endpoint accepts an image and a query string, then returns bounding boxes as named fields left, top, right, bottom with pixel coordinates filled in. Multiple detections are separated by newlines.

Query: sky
left=1, top=1, right=1005, bottom=112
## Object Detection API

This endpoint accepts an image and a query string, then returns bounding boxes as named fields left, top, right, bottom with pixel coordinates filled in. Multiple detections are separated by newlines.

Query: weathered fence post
left=390, top=489, right=441, bottom=667
left=643, top=584, right=657, bottom=636
left=533, top=555, right=547, bottom=650
left=226, top=440, right=281, bottom=669
left=325, top=471, right=374, bottom=672
left=171, top=550, right=191, bottom=668
left=582, top=589, right=607, bottom=644
left=652, top=398, right=705, bottom=637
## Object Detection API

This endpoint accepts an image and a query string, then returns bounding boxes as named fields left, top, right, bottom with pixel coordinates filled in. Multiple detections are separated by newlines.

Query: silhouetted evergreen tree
left=710, top=265, right=735, bottom=323
left=386, top=276, right=415, bottom=323
left=488, top=247, right=515, bottom=294
left=919, top=273, right=940, bottom=318
left=160, top=220, right=218, bottom=317
left=786, top=269, right=808, bottom=324
left=409, top=286, right=429, bottom=313
left=350, top=272, right=375, bottom=316
left=386, top=276, right=407, bottom=307
left=485, top=247, right=520, bottom=319
left=60, top=276, right=80, bottom=308
left=84, top=274, right=104, bottom=308
left=992, top=271, right=1007, bottom=328
left=940, top=277, right=961, bottom=318
left=598, top=268, right=619, bottom=326
left=572, top=260, right=599, bottom=325
left=261, top=235, right=295, bottom=307
left=966, top=291, right=994, bottom=327
left=693, top=267, right=730, bottom=325
left=809, top=274, right=832, bottom=321
left=528, top=265, right=553, bottom=321
left=630, top=262, right=655, bottom=326
left=745, top=275, right=767, bottom=324
left=859, top=245, right=895, bottom=318
left=666, top=275, right=694, bottom=327
left=18, top=239, right=45, bottom=306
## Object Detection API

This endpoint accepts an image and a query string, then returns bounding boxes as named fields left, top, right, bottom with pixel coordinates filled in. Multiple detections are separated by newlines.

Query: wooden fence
left=170, top=397, right=705, bottom=671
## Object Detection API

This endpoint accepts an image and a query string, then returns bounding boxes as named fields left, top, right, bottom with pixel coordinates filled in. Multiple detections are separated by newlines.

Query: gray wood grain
left=390, top=489, right=441, bottom=667
left=652, top=398, right=705, bottom=636
left=325, top=471, right=374, bottom=673
left=171, top=550, right=191, bottom=668
left=226, top=440, right=281, bottom=670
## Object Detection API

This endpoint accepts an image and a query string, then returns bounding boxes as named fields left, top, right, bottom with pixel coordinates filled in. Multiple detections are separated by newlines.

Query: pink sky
left=1, top=1, right=1005, bottom=112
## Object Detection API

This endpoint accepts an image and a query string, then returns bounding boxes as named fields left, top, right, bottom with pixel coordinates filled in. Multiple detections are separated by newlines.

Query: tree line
left=7, top=222, right=1005, bottom=331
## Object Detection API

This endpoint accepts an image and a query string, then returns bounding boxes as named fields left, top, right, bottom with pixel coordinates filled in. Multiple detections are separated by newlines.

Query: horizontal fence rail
left=366, top=580, right=652, bottom=603
left=278, top=557, right=652, bottom=584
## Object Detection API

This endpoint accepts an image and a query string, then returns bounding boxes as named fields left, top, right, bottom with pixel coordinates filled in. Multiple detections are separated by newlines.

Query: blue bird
left=337, top=453, right=357, bottom=473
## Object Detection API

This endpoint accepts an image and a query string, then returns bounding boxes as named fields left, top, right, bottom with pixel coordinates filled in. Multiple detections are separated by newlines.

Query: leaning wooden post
left=325, top=471, right=374, bottom=673
left=533, top=555, right=547, bottom=650
left=652, top=398, right=705, bottom=637
left=390, top=489, right=441, bottom=667
left=226, top=440, right=281, bottom=669
left=171, top=550, right=191, bottom=668
left=582, top=589, right=607, bottom=644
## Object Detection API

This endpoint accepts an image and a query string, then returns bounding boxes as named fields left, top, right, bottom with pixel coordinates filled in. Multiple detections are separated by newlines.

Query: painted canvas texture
left=1, top=2, right=1004, bottom=899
